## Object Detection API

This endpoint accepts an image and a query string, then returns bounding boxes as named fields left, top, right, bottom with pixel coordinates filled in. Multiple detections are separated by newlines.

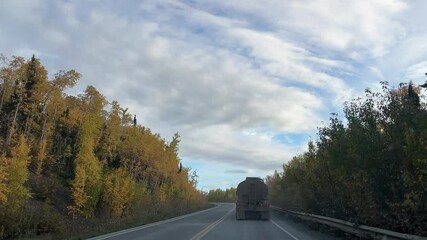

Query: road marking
left=190, top=207, right=234, bottom=240
left=270, top=219, right=299, bottom=240
left=89, top=205, right=220, bottom=240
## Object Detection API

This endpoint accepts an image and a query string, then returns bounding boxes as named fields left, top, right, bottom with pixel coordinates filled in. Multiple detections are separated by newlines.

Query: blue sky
left=1, top=0, right=427, bottom=190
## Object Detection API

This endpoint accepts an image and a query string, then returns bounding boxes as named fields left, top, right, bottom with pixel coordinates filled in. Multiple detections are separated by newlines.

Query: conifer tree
left=0, top=54, right=207, bottom=236
left=96, top=101, right=122, bottom=168
left=406, top=81, right=420, bottom=108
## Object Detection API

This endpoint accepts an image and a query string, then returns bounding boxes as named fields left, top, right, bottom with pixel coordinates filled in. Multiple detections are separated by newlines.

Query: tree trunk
left=7, top=99, right=21, bottom=145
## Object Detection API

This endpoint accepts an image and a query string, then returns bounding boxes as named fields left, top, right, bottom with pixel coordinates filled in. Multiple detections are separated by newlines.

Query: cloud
left=227, top=27, right=350, bottom=96
left=1, top=0, right=424, bottom=189
left=199, top=0, right=407, bottom=57
left=404, top=61, right=427, bottom=83
left=224, top=170, right=248, bottom=174
left=179, top=124, right=305, bottom=172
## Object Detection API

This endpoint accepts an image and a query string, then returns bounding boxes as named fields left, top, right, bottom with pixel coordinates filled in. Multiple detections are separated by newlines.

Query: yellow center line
left=190, top=207, right=234, bottom=240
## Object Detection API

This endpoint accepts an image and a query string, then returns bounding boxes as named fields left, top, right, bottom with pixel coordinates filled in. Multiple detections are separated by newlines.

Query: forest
left=0, top=55, right=207, bottom=239
left=206, top=187, right=237, bottom=202
left=267, top=81, right=427, bottom=236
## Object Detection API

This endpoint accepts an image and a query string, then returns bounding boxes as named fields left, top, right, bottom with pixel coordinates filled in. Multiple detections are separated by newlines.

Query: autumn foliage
left=267, top=82, right=427, bottom=236
left=206, top=187, right=237, bottom=202
left=0, top=55, right=206, bottom=238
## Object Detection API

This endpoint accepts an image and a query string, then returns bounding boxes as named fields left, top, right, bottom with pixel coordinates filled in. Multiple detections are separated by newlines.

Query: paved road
left=89, top=203, right=344, bottom=240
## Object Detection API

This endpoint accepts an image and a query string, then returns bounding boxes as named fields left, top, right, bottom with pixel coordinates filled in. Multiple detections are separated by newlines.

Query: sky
left=1, top=0, right=427, bottom=190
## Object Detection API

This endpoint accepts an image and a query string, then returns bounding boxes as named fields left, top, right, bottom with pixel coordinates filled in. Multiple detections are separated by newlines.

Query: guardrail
left=270, top=206, right=427, bottom=240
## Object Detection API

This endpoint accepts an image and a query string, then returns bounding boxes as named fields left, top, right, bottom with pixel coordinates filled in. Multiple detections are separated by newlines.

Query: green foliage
left=68, top=86, right=105, bottom=218
left=95, top=101, right=122, bottom=168
left=267, top=81, right=427, bottom=235
left=69, top=139, right=102, bottom=217
left=0, top=54, right=207, bottom=238
left=206, top=187, right=237, bottom=202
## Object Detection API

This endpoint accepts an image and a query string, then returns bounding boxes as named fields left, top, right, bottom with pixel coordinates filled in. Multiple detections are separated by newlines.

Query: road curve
left=89, top=203, right=344, bottom=240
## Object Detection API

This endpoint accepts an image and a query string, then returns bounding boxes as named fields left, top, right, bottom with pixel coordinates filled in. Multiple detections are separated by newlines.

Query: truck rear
left=235, top=177, right=270, bottom=220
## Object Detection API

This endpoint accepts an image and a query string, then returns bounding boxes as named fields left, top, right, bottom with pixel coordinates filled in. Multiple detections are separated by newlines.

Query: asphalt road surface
left=89, top=203, right=344, bottom=240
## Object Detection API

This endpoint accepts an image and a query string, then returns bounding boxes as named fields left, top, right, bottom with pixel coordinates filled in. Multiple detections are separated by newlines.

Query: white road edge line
left=270, top=219, right=300, bottom=240
left=88, top=204, right=221, bottom=240
left=190, top=208, right=234, bottom=240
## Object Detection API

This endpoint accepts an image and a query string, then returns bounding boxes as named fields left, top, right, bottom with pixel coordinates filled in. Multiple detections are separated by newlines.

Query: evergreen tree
left=406, top=81, right=420, bottom=108
left=0, top=54, right=207, bottom=236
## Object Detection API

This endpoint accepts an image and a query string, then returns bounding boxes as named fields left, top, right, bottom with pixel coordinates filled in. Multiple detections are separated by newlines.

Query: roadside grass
left=17, top=203, right=214, bottom=240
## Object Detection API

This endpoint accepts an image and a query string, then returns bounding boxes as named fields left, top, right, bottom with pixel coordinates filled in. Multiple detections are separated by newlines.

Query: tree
left=33, top=69, right=80, bottom=174
left=0, top=54, right=208, bottom=237
left=102, top=168, right=135, bottom=218
left=95, top=101, right=122, bottom=168
left=1, top=57, right=26, bottom=146
left=21, top=55, right=49, bottom=137
left=267, top=81, right=427, bottom=235
left=1, top=135, right=31, bottom=212
left=406, top=81, right=420, bottom=108
left=68, top=86, right=105, bottom=218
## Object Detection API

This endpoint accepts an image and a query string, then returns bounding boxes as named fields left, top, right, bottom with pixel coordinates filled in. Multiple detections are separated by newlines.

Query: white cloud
left=180, top=124, right=303, bottom=170
left=1, top=0, right=424, bottom=189
left=404, top=61, right=427, bottom=82
left=369, top=67, right=385, bottom=81
left=204, top=0, right=407, bottom=58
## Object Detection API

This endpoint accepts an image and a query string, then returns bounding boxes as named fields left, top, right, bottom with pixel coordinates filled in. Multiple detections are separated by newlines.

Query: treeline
left=267, top=81, right=427, bottom=236
left=206, top=187, right=237, bottom=202
left=0, top=55, right=206, bottom=239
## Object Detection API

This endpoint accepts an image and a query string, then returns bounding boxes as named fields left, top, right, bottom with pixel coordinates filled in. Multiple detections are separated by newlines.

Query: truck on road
left=235, top=177, right=270, bottom=220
